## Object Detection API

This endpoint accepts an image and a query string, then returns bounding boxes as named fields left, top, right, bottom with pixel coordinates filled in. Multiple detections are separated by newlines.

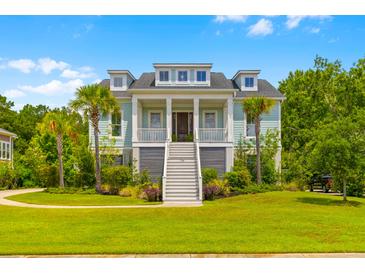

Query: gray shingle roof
left=235, top=79, right=285, bottom=99
left=100, top=79, right=131, bottom=98
left=100, top=73, right=284, bottom=98
left=129, top=72, right=235, bottom=90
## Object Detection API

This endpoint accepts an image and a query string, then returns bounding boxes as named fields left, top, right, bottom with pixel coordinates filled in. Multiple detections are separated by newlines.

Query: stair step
left=166, top=185, right=197, bottom=189
left=166, top=190, right=197, bottom=194
left=165, top=194, right=198, bottom=198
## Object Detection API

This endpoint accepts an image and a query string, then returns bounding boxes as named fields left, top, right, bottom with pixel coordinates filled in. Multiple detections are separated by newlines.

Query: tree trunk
left=255, top=117, right=262, bottom=184
left=343, top=180, right=347, bottom=202
left=93, top=116, right=102, bottom=193
left=56, top=133, right=64, bottom=188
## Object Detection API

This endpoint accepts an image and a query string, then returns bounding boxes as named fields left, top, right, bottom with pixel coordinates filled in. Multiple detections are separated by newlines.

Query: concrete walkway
left=0, top=188, right=202, bottom=208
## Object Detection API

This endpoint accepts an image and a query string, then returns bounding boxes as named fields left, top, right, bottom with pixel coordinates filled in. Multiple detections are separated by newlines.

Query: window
left=197, top=71, right=207, bottom=82
left=178, top=71, right=188, bottom=82
left=111, top=111, right=122, bottom=137
left=150, top=112, right=162, bottom=128
left=114, top=77, right=123, bottom=87
left=0, top=141, right=10, bottom=160
left=204, top=112, right=216, bottom=128
left=245, top=77, right=254, bottom=88
left=246, top=114, right=255, bottom=137
left=159, top=71, right=169, bottom=82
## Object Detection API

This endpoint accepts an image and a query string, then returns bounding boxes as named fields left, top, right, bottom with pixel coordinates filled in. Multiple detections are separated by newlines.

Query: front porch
left=132, top=97, right=233, bottom=144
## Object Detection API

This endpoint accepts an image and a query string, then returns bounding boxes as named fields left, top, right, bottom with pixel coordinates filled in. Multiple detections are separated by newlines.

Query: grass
left=6, top=192, right=161, bottom=206
left=1, top=191, right=365, bottom=254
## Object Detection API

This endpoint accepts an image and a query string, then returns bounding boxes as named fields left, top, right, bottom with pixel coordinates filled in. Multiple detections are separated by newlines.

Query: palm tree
left=242, top=97, right=275, bottom=184
left=69, top=84, right=119, bottom=193
left=38, top=110, right=72, bottom=188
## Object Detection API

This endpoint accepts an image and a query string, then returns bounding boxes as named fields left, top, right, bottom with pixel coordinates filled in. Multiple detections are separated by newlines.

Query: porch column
left=166, top=97, right=172, bottom=141
left=227, top=97, right=233, bottom=142
left=132, top=97, right=138, bottom=143
left=193, top=98, right=199, bottom=140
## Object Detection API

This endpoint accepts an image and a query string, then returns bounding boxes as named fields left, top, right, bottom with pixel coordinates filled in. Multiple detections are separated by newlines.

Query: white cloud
left=286, top=16, right=332, bottom=30
left=60, top=68, right=96, bottom=79
left=214, top=15, right=248, bottom=23
left=328, top=37, right=339, bottom=43
left=37, top=58, right=69, bottom=74
left=8, top=59, right=36, bottom=73
left=310, top=27, right=320, bottom=34
left=20, top=79, right=84, bottom=96
left=2, top=89, right=26, bottom=98
left=247, top=18, right=273, bottom=37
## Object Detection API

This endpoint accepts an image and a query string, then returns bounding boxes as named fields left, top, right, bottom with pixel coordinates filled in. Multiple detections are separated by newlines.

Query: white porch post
left=193, top=98, right=199, bottom=139
left=166, top=97, right=172, bottom=141
left=132, top=97, right=138, bottom=143
left=227, top=97, right=233, bottom=142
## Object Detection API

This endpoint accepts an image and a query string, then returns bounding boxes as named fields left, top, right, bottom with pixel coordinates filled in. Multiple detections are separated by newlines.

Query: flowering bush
left=203, top=179, right=229, bottom=200
left=141, top=183, right=161, bottom=202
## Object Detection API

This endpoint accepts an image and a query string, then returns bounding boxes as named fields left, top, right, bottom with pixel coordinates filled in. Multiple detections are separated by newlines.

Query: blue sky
left=0, top=15, right=364, bottom=110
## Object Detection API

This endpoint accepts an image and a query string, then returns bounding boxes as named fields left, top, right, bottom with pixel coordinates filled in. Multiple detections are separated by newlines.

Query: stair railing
left=162, top=127, right=170, bottom=201
left=195, top=128, right=203, bottom=201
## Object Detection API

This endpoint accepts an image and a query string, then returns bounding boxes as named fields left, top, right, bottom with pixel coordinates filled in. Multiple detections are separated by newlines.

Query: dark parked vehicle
left=309, top=175, right=333, bottom=193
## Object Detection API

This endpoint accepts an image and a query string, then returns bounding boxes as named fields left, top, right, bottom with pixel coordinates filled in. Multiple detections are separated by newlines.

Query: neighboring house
left=0, top=128, right=17, bottom=166
left=91, top=63, right=284, bottom=203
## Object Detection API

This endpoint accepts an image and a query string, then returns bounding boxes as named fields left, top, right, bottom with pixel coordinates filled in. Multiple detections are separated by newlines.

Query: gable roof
left=0, top=128, right=17, bottom=137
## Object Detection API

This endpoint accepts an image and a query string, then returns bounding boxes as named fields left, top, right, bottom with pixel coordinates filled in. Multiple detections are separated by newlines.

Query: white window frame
left=244, top=77, right=254, bottom=88
left=159, top=70, right=169, bottom=82
left=0, top=141, right=11, bottom=160
left=246, top=113, right=256, bottom=137
left=177, top=70, right=189, bottom=83
left=196, top=70, right=207, bottom=82
left=109, top=111, right=123, bottom=139
left=113, top=77, right=124, bottom=88
left=148, top=110, right=164, bottom=128
left=203, top=110, right=218, bottom=129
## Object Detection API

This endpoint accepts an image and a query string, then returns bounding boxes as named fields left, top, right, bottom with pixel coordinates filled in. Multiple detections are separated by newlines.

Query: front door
left=172, top=112, right=193, bottom=141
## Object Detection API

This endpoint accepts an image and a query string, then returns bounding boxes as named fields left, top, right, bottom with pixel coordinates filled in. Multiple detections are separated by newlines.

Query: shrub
left=346, top=180, right=365, bottom=197
left=101, top=165, right=133, bottom=191
left=283, top=181, right=306, bottom=192
left=119, top=185, right=142, bottom=198
left=239, top=184, right=282, bottom=194
left=224, top=168, right=252, bottom=190
left=202, top=168, right=218, bottom=184
left=0, top=163, right=17, bottom=189
left=203, top=179, right=230, bottom=200
left=141, top=183, right=161, bottom=202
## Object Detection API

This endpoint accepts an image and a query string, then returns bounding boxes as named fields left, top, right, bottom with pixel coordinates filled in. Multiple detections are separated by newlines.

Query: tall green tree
left=242, top=97, right=275, bottom=184
left=69, top=84, right=119, bottom=193
left=38, top=110, right=74, bottom=188
left=0, top=95, right=16, bottom=132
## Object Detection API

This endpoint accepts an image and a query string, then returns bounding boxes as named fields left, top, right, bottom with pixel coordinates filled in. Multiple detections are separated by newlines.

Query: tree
left=306, top=113, right=365, bottom=201
left=0, top=95, right=17, bottom=133
left=38, top=109, right=73, bottom=188
left=242, top=97, right=275, bottom=184
left=69, top=84, right=119, bottom=193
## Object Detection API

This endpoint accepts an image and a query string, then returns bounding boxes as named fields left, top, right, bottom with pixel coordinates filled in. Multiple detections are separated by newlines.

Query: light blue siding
left=90, top=101, right=132, bottom=148
left=233, top=101, right=280, bottom=144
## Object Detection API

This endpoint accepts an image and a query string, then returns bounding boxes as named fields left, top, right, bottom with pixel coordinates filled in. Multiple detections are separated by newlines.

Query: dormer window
left=178, top=71, right=188, bottom=82
left=114, top=77, right=123, bottom=87
left=159, top=71, right=169, bottom=82
left=197, top=71, right=206, bottom=82
left=245, top=77, right=254, bottom=88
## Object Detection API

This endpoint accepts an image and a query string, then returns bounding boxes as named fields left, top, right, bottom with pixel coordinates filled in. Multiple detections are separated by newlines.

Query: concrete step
left=166, top=189, right=197, bottom=194
left=165, top=194, right=198, bottom=198
left=166, top=185, right=197, bottom=189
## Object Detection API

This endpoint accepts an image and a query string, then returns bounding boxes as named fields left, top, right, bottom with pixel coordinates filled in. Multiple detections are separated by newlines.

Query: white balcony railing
left=199, top=128, right=227, bottom=142
left=137, top=128, right=167, bottom=142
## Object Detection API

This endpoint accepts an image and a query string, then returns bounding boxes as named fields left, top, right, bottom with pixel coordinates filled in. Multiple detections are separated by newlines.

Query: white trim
left=177, top=69, right=189, bottom=83
left=0, top=140, right=11, bottom=160
left=202, top=110, right=218, bottom=128
left=109, top=110, right=123, bottom=140
left=148, top=110, right=164, bottom=128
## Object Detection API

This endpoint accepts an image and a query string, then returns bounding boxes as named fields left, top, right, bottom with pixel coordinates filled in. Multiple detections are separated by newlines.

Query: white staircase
left=164, top=143, right=200, bottom=203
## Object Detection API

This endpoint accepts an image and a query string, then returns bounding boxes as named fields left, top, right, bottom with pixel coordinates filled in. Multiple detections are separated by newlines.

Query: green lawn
left=6, top=192, right=161, bottom=206
left=1, top=191, right=365, bottom=255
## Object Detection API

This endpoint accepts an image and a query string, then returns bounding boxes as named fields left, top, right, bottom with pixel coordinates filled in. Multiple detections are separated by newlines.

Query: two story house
left=92, top=63, right=284, bottom=203
left=0, top=128, right=17, bottom=166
